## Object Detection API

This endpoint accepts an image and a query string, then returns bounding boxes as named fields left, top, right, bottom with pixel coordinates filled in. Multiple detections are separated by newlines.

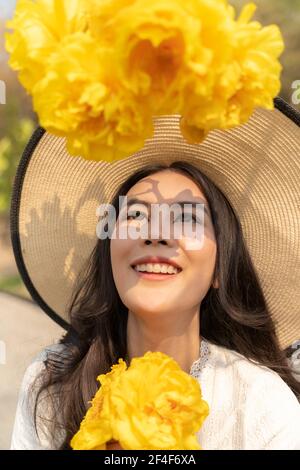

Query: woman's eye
left=127, top=210, right=147, bottom=220
left=174, top=213, right=200, bottom=223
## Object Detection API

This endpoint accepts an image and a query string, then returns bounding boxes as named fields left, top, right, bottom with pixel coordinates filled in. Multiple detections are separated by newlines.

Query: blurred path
left=0, top=291, right=64, bottom=449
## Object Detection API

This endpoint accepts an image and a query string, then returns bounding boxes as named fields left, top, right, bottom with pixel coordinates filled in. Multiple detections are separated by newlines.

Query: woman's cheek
left=187, top=247, right=217, bottom=290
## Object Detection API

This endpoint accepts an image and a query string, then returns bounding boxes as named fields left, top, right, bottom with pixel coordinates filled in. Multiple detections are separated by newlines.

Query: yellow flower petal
left=70, top=351, right=209, bottom=450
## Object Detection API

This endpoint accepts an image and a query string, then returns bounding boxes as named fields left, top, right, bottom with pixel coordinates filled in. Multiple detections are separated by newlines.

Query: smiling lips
left=130, top=257, right=182, bottom=280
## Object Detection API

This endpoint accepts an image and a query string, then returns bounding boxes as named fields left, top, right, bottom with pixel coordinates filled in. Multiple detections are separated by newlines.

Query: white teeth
left=134, top=263, right=179, bottom=274
left=152, top=264, right=161, bottom=273
left=146, top=263, right=154, bottom=272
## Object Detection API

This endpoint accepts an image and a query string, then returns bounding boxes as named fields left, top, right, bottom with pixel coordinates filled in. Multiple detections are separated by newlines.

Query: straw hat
left=10, top=96, right=300, bottom=350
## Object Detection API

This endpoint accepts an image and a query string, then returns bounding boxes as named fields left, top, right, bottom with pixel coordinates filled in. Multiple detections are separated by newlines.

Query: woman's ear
left=212, top=278, right=219, bottom=289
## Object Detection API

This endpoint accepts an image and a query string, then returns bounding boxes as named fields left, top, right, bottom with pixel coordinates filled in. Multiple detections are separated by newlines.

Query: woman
left=8, top=112, right=300, bottom=449
left=9, top=102, right=300, bottom=450
left=6, top=0, right=300, bottom=451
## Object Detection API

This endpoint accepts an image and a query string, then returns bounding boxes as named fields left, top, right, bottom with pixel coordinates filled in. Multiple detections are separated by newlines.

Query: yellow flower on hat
left=70, top=351, right=209, bottom=450
left=5, top=0, right=284, bottom=162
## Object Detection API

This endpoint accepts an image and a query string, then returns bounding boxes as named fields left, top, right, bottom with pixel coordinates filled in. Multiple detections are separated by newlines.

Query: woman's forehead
left=126, top=170, right=207, bottom=203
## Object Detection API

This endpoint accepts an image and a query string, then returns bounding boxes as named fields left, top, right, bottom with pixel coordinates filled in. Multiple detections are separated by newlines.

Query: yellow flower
left=87, top=0, right=235, bottom=114
left=228, top=3, right=284, bottom=123
left=5, top=0, right=284, bottom=162
left=6, top=0, right=155, bottom=161
left=70, top=352, right=209, bottom=450
left=21, top=30, right=154, bottom=161
left=70, top=359, right=127, bottom=450
left=5, top=0, right=87, bottom=91
left=179, top=3, right=284, bottom=142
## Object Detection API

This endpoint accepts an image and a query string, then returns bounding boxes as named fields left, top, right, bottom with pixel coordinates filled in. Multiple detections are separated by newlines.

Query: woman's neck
left=126, top=308, right=201, bottom=374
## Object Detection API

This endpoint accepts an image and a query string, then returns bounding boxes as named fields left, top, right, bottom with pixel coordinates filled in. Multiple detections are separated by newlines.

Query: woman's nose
left=144, top=239, right=168, bottom=245
left=144, top=212, right=174, bottom=241
left=143, top=219, right=172, bottom=245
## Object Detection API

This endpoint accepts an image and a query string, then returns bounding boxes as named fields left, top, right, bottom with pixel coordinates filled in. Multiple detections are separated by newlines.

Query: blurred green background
left=0, top=0, right=300, bottom=298
left=0, top=1, right=37, bottom=298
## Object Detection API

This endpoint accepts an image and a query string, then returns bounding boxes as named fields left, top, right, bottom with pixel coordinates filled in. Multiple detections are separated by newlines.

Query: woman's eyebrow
left=125, top=197, right=210, bottom=216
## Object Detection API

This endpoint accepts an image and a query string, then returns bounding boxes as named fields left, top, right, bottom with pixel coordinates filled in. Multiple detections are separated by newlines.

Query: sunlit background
left=0, top=0, right=299, bottom=450
left=0, top=0, right=15, bottom=18
left=0, top=1, right=64, bottom=451
left=1, top=0, right=37, bottom=298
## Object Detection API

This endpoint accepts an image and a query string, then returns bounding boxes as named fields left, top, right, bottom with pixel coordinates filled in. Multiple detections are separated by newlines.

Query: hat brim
left=10, top=97, right=300, bottom=349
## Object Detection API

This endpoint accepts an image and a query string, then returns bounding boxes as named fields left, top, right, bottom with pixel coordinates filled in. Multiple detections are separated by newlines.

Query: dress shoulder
left=10, top=342, right=68, bottom=450
left=207, top=340, right=299, bottom=387
left=201, top=341, right=300, bottom=449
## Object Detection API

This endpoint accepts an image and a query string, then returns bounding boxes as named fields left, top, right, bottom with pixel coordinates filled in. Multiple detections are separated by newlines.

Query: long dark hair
left=30, top=160, right=300, bottom=449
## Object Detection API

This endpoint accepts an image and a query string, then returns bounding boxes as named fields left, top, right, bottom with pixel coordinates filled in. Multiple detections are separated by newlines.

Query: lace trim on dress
left=189, top=338, right=211, bottom=378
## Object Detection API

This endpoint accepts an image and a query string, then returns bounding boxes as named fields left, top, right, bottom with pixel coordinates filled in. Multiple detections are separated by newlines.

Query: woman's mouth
left=131, top=263, right=182, bottom=281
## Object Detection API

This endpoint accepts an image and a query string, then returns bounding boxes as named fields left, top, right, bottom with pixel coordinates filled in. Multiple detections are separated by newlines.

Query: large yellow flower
left=70, top=351, right=209, bottom=450
left=88, top=0, right=284, bottom=145
left=5, top=0, right=284, bottom=161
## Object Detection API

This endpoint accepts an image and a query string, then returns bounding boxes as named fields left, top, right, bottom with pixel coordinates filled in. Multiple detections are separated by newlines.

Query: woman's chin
left=127, top=301, right=178, bottom=318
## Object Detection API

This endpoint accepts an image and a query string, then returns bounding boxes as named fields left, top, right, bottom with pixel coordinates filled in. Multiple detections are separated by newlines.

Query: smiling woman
left=10, top=151, right=300, bottom=450
left=110, top=168, right=218, bottom=375
left=4, top=0, right=300, bottom=452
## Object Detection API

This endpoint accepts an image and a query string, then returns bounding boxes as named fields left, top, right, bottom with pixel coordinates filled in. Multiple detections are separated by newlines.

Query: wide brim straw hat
left=10, top=96, right=300, bottom=350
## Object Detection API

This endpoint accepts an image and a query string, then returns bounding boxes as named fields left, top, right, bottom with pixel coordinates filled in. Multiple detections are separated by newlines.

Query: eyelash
left=126, top=211, right=201, bottom=223
left=126, top=211, right=147, bottom=220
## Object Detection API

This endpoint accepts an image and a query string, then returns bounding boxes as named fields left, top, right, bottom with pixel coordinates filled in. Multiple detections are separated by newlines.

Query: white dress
left=10, top=339, right=300, bottom=450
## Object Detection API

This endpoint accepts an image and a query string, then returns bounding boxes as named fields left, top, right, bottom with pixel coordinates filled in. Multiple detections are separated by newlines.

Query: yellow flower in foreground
left=70, top=351, right=209, bottom=450
left=70, top=359, right=127, bottom=450
left=5, top=0, right=284, bottom=162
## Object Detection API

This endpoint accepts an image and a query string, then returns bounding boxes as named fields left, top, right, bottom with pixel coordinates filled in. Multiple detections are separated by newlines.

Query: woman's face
left=110, top=170, right=217, bottom=318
